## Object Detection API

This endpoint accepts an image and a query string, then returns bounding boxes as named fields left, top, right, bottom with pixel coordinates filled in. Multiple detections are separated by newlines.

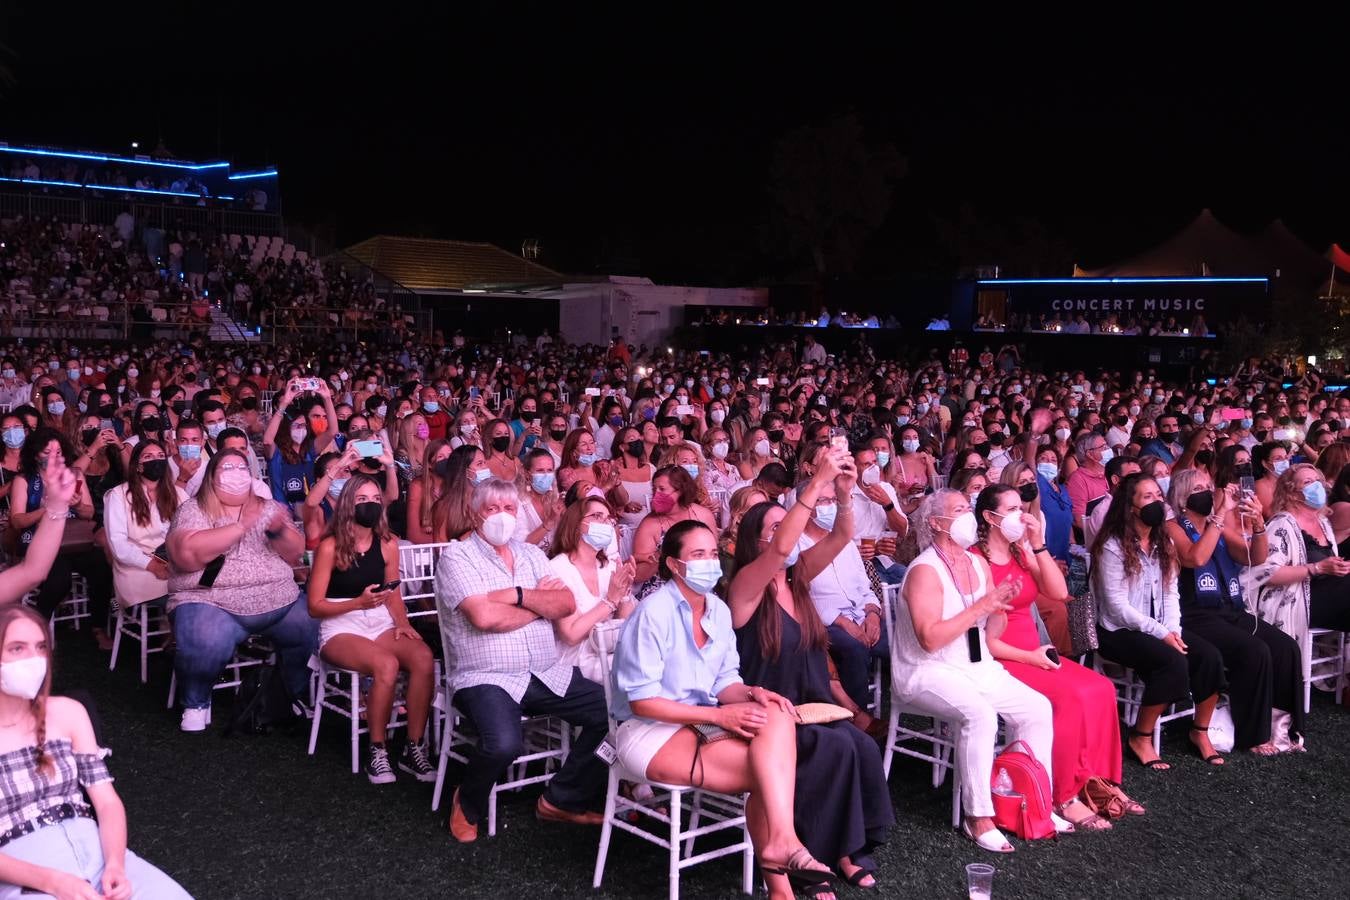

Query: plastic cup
left=966, top=863, right=995, bottom=900
left=929, top=474, right=948, bottom=492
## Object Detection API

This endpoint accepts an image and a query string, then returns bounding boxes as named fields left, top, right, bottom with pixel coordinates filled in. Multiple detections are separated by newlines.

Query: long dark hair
left=731, top=501, right=827, bottom=661
left=1090, top=472, right=1176, bottom=581
left=324, top=472, right=389, bottom=572
left=973, top=483, right=1028, bottom=570
left=20, top=427, right=75, bottom=477
left=127, top=439, right=180, bottom=527
left=433, top=444, right=483, bottom=541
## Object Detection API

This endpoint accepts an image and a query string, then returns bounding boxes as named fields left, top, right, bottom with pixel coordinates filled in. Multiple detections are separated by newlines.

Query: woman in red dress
left=974, top=484, right=1144, bottom=830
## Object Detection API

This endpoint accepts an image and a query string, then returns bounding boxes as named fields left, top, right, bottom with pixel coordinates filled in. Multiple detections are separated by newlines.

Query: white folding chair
left=167, top=637, right=273, bottom=711
left=306, top=656, right=418, bottom=773
left=880, top=584, right=962, bottom=827
left=1304, top=627, right=1348, bottom=712
left=589, top=623, right=753, bottom=900
left=1091, top=656, right=1194, bottom=754
left=108, top=596, right=171, bottom=684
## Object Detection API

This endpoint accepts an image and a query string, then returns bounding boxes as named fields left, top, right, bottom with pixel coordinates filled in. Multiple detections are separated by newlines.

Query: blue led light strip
left=227, top=170, right=278, bottom=180
left=0, top=176, right=218, bottom=200
left=976, top=277, right=1268, bottom=285
left=0, top=145, right=228, bottom=170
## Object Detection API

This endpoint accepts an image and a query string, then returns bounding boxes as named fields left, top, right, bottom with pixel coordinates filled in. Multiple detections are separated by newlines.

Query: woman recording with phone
left=307, top=473, right=436, bottom=785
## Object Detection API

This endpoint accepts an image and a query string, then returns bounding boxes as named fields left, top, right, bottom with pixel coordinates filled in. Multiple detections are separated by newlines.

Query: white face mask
left=994, top=509, right=1026, bottom=543
left=480, top=511, right=517, bottom=546
left=754, top=439, right=771, bottom=456
left=711, top=441, right=729, bottom=460
left=710, top=409, right=726, bottom=425
left=1054, top=428, right=1071, bottom=442
left=861, top=464, right=882, bottom=486
left=0, top=656, right=47, bottom=700
left=944, top=511, right=979, bottom=549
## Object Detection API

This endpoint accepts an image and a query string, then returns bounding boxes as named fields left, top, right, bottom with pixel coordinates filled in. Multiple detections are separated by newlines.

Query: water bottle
left=993, top=767, right=1015, bottom=796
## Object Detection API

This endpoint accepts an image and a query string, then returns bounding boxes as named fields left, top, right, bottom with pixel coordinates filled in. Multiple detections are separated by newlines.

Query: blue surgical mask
left=1156, top=475, right=1171, bottom=496
left=422, top=401, right=440, bottom=414
left=784, top=544, right=801, bottom=568
left=179, top=443, right=202, bottom=461
left=472, top=467, right=492, bottom=483
left=328, top=477, right=348, bottom=499
left=896, top=415, right=910, bottom=426
left=1240, top=417, right=1253, bottom=430
left=1273, top=459, right=1290, bottom=477
left=578, top=453, right=598, bottom=467
left=812, top=502, right=838, bottom=531
left=677, top=558, right=723, bottom=594
left=531, top=472, right=556, bottom=494
left=1192, top=412, right=1206, bottom=425
left=877, top=450, right=891, bottom=468
left=1098, top=447, right=1114, bottom=465
left=2, top=427, right=24, bottom=449
left=1067, top=407, right=1079, bottom=418
left=582, top=522, right=615, bottom=551
left=206, top=422, right=226, bottom=440
left=901, top=439, right=920, bottom=454
left=681, top=463, right=700, bottom=479
left=1036, top=462, right=1059, bottom=483
left=1303, top=480, right=1327, bottom=509
left=719, top=384, right=732, bottom=396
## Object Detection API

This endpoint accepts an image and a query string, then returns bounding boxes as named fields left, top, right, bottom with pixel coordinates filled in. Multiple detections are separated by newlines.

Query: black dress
left=735, top=602, right=893, bottom=867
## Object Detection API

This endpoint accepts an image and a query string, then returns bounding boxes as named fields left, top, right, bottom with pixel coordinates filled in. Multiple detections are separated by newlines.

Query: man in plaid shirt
left=435, top=478, right=609, bottom=843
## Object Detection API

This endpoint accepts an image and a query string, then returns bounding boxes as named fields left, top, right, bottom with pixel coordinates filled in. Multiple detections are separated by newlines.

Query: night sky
left=1, top=5, right=1345, bottom=286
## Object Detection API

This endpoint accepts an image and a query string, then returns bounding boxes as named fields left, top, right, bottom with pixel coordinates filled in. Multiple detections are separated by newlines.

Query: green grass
left=58, top=634, right=1350, bottom=900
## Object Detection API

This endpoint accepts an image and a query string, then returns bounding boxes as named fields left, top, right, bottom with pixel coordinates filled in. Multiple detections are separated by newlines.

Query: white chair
left=1304, top=627, right=1348, bottom=712
left=108, top=596, right=171, bottom=684
left=306, top=655, right=417, bottom=773
left=430, top=678, right=572, bottom=836
left=166, top=638, right=272, bottom=709
left=879, top=584, right=962, bottom=827
left=589, top=624, right=753, bottom=900
left=1091, top=656, right=1194, bottom=754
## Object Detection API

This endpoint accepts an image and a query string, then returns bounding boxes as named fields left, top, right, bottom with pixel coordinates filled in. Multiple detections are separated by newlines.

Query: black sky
left=2, top=4, right=1347, bottom=285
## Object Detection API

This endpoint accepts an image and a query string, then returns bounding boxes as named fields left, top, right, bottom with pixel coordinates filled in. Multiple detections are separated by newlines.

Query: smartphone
left=1239, top=475, right=1256, bottom=499
left=470, top=387, right=480, bottom=399
left=675, top=404, right=695, bottom=416
left=1071, top=384, right=1086, bottom=394
left=756, top=377, right=771, bottom=387
left=1045, top=648, right=1061, bottom=665
left=306, top=377, right=321, bottom=392
left=584, top=387, right=601, bottom=397
left=380, top=579, right=402, bottom=592
left=966, top=627, right=983, bottom=663
left=829, top=426, right=849, bottom=452
left=353, top=439, right=384, bottom=458
left=1222, top=408, right=1246, bottom=421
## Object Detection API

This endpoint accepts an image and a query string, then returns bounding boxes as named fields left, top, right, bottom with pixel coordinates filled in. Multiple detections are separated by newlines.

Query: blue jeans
left=0, top=818, right=191, bottom=899
left=453, top=670, right=609, bottom=824
left=827, top=622, right=890, bottom=710
left=171, top=596, right=318, bottom=710
left=873, top=558, right=907, bottom=585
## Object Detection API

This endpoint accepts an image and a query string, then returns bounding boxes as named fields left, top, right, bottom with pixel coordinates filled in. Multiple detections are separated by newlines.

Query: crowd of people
left=0, top=216, right=408, bottom=344
left=0, top=320, right=1347, bottom=898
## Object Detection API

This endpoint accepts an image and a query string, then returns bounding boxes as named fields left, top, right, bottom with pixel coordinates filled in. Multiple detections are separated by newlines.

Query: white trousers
left=900, top=662, right=1054, bottom=818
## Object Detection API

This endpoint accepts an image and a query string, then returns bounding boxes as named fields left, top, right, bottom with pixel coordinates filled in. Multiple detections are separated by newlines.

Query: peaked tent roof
left=1076, top=209, right=1273, bottom=278
left=1256, top=219, right=1333, bottom=287
left=345, top=236, right=563, bottom=292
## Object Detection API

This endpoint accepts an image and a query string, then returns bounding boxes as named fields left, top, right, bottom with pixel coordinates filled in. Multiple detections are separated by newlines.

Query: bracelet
left=865, top=607, right=880, bottom=619
left=515, top=586, right=524, bottom=608
left=1033, top=546, right=1048, bottom=555
left=601, top=596, right=619, bottom=613
left=881, top=502, right=895, bottom=512
left=45, top=507, right=69, bottom=521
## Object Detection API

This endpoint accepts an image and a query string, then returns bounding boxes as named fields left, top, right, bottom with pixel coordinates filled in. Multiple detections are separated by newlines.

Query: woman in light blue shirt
left=613, top=520, right=834, bottom=895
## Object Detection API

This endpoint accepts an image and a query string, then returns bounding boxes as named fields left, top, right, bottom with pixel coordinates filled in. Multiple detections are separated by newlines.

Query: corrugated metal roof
left=345, top=235, right=563, bottom=291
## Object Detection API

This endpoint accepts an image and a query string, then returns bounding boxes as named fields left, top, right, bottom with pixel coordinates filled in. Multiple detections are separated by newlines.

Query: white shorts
left=319, top=602, right=396, bottom=649
left=615, top=717, right=684, bottom=780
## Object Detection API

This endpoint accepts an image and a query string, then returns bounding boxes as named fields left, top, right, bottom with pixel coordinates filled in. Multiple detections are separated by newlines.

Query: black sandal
left=1128, top=729, right=1170, bottom=770
left=798, top=884, right=836, bottom=899
left=761, top=848, right=836, bottom=888
left=1189, top=724, right=1226, bottom=765
left=844, top=866, right=878, bottom=889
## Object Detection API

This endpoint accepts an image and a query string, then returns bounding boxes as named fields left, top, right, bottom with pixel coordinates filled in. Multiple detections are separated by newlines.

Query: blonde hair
left=1272, top=463, right=1325, bottom=517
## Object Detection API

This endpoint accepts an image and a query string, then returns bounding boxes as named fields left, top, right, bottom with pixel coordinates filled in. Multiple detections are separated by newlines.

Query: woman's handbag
left=1064, top=549, right=1099, bottom=656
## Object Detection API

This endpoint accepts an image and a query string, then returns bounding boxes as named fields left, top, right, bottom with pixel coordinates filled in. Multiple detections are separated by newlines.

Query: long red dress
left=987, top=552, right=1123, bottom=805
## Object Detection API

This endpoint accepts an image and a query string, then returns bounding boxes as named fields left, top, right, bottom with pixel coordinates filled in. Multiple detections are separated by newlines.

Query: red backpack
left=989, top=740, right=1056, bottom=840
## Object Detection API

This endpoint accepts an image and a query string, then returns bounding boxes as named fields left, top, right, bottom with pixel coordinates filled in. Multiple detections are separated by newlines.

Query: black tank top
left=326, top=539, right=388, bottom=599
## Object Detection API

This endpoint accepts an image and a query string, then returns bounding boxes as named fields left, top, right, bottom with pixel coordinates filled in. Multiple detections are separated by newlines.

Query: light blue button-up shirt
left=611, top=578, right=742, bottom=722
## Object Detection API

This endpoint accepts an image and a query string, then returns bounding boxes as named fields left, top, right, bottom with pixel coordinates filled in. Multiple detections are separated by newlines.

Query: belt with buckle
left=0, top=803, right=94, bottom=849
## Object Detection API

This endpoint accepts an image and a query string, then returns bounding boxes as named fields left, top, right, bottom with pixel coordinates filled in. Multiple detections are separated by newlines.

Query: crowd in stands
left=691, top=307, right=901, bottom=329
left=970, top=310, right=1213, bottom=337
left=0, top=317, right=1347, bottom=897
left=0, top=216, right=407, bottom=343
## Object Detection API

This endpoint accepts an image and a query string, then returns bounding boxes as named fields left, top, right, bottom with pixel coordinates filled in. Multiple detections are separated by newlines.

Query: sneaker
left=365, top=743, right=396, bottom=785
left=180, top=707, right=210, bottom=733
left=399, top=740, right=436, bottom=783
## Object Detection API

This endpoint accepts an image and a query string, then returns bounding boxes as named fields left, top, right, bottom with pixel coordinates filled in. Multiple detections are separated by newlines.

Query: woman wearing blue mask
left=727, top=447, right=892, bottom=890
left=515, top=449, right=562, bottom=550
left=1255, top=464, right=1350, bottom=684
left=612, top=520, right=832, bottom=895
left=548, top=497, right=635, bottom=684
left=0, top=413, right=26, bottom=518
left=433, top=445, right=490, bottom=543
left=893, top=425, right=937, bottom=512
left=1253, top=440, right=1292, bottom=519
left=557, top=429, right=600, bottom=494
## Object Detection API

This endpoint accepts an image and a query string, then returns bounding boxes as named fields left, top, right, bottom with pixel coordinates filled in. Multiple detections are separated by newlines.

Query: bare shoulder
left=44, top=695, right=93, bottom=735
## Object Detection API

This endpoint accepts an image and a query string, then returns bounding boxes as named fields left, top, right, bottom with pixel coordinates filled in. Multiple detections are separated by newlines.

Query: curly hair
left=912, top=489, right=962, bottom=551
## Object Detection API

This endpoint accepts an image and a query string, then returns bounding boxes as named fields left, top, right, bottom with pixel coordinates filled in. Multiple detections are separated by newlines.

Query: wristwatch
left=515, top=586, right=524, bottom=607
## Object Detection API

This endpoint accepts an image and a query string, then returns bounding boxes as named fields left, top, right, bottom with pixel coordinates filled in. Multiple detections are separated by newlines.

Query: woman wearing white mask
left=738, top=426, right=774, bottom=481
left=448, top=408, right=480, bottom=451
left=612, top=520, right=834, bottom=896
left=976, top=484, right=1139, bottom=830
left=166, top=449, right=317, bottom=733
left=1253, top=440, right=1292, bottom=519
left=0, top=606, right=193, bottom=898
left=547, top=497, right=635, bottom=683
left=892, top=424, right=936, bottom=512
left=515, top=449, right=562, bottom=550
left=1048, top=416, right=1080, bottom=481
left=433, top=445, right=491, bottom=543
left=895, top=489, right=1060, bottom=853
left=700, top=427, right=741, bottom=495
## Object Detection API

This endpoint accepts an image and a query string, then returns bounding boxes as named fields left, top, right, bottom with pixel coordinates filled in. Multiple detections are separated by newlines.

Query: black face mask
left=490, top=435, right=511, bottom=454
left=336, top=417, right=351, bottom=432
left=171, top=400, right=187, bottom=415
left=1254, top=429, right=1270, bottom=442
left=767, top=429, right=785, bottom=444
left=353, top=501, right=383, bottom=529
left=1185, top=490, right=1214, bottom=516
left=98, top=403, right=116, bottom=417
left=550, top=429, right=568, bottom=442
left=1137, top=500, right=1166, bottom=527
left=433, top=458, right=451, bottom=479
left=183, top=372, right=197, bottom=383
left=519, top=410, right=537, bottom=423
left=140, top=416, right=162, bottom=433
left=1159, top=429, right=1180, bottom=441
left=989, top=433, right=1006, bottom=447
left=1018, top=483, right=1039, bottom=503
left=140, top=459, right=168, bottom=482
left=973, top=441, right=991, bottom=457
left=239, top=396, right=258, bottom=411
left=81, top=428, right=99, bottom=447
left=1194, top=450, right=1214, bottom=467
left=1233, top=462, right=1253, bottom=479
left=840, top=404, right=855, bottom=415
left=1114, top=415, right=1129, bottom=427
left=626, top=439, right=645, bottom=458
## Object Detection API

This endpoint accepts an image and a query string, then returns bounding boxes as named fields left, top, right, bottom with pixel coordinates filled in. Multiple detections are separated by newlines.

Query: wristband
left=881, top=502, right=895, bottom=512
left=1033, top=546, right=1048, bottom=555
left=515, top=586, right=524, bottom=608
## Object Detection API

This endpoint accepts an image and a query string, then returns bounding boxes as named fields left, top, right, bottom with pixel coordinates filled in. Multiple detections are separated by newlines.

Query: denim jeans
left=171, top=596, right=318, bottom=709
left=827, top=623, right=890, bottom=709
left=0, top=818, right=192, bottom=899
left=873, top=558, right=907, bottom=585
left=453, top=669, right=609, bottom=824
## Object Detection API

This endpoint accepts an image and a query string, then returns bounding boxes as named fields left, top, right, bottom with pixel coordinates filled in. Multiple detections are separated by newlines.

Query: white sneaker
left=180, top=707, right=210, bottom=732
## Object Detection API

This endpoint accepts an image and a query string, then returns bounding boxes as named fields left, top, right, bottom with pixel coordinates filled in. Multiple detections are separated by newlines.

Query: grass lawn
left=59, top=634, right=1350, bottom=900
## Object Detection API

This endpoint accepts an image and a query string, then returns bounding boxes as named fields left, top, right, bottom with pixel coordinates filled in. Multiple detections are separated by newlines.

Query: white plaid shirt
left=435, top=531, right=575, bottom=702
left=0, top=739, right=111, bottom=834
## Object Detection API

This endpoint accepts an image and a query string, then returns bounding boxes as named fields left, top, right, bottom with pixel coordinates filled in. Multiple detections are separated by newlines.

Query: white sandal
left=1050, top=811, right=1077, bottom=834
left=961, top=820, right=1014, bottom=853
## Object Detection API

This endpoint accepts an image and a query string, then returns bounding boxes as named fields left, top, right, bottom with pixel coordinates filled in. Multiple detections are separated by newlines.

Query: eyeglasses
left=582, top=512, right=617, bottom=525
left=218, top=463, right=248, bottom=473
